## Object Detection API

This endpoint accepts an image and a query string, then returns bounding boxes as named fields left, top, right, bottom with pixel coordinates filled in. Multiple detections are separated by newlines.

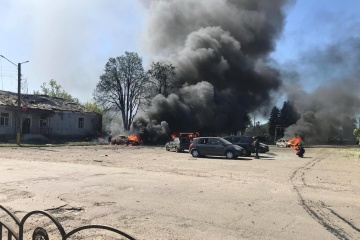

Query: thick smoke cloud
left=283, top=38, right=360, bottom=143
left=135, top=0, right=291, bottom=136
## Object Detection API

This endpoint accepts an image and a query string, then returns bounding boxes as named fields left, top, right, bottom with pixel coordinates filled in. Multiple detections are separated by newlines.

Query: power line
left=0, top=58, right=18, bottom=90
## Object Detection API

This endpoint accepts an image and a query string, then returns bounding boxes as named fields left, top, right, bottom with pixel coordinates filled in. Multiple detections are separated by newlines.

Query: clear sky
left=1, top=0, right=360, bottom=104
left=272, top=0, right=360, bottom=62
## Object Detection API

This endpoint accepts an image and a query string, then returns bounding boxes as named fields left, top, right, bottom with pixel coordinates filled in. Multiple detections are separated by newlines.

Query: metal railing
left=0, top=205, right=136, bottom=240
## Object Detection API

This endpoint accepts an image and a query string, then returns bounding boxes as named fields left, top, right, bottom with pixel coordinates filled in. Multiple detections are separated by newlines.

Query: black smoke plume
left=134, top=0, right=292, bottom=139
left=283, top=38, right=360, bottom=143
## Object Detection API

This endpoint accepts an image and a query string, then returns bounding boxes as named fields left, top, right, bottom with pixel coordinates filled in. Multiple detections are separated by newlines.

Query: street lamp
left=0, top=55, right=29, bottom=145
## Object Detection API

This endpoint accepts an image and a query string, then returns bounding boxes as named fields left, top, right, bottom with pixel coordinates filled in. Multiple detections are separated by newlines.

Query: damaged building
left=0, top=90, right=102, bottom=142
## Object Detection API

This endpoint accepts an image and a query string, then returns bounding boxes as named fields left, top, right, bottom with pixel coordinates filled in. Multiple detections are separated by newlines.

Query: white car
left=275, top=139, right=290, bottom=148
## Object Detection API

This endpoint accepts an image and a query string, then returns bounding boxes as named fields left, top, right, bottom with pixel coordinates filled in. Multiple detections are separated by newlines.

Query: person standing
left=254, top=137, right=260, bottom=159
left=108, top=132, right=112, bottom=144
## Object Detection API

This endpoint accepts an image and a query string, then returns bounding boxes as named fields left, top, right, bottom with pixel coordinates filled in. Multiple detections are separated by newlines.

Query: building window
left=40, top=116, right=48, bottom=128
left=78, top=118, right=84, bottom=128
left=0, top=112, right=10, bottom=126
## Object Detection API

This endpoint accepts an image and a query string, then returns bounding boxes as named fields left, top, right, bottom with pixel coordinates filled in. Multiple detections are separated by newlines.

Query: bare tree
left=94, top=52, right=148, bottom=131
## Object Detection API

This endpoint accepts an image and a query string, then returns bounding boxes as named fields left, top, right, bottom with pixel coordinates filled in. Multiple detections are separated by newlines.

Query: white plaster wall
left=50, top=111, right=101, bottom=136
left=0, top=106, right=15, bottom=135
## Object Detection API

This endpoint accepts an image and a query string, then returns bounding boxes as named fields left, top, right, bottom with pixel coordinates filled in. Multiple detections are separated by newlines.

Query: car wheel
left=225, top=151, right=235, bottom=159
left=191, top=149, right=200, bottom=157
left=175, top=146, right=180, bottom=153
left=166, top=146, right=170, bottom=151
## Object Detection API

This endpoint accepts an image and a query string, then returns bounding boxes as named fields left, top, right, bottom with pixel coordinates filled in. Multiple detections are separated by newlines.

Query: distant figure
left=254, top=137, right=260, bottom=159
left=295, top=144, right=305, bottom=158
left=108, top=133, right=112, bottom=144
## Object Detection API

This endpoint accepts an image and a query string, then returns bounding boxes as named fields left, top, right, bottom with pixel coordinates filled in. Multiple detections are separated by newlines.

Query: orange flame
left=127, top=135, right=139, bottom=141
left=171, top=132, right=200, bottom=139
left=125, top=135, right=140, bottom=146
left=288, top=136, right=302, bottom=148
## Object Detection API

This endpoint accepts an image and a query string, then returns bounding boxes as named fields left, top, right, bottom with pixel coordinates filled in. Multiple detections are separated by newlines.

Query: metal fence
left=0, top=205, right=136, bottom=240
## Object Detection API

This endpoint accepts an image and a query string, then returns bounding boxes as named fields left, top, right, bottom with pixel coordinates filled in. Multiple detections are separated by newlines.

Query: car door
left=197, top=138, right=211, bottom=155
left=208, top=138, right=226, bottom=156
left=169, top=138, right=176, bottom=150
left=174, top=138, right=181, bottom=150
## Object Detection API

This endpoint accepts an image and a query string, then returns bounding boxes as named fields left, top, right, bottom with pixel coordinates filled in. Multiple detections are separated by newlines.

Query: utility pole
left=253, top=115, right=256, bottom=136
left=0, top=55, right=28, bottom=145
left=17, top=63, right=21, bottom=144
left=16, top=61, right=29, bottom=145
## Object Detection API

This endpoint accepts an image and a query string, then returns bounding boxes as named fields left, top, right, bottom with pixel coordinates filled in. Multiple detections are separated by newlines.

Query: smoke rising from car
left=282, top=38, right=360, bottom=143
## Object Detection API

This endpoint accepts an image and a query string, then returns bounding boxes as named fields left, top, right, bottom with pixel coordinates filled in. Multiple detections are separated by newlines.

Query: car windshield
left=219, top=138, right=232, bottom=145
left=180, top=138, right=190, bottom=143
left=242, top=137, right=253, bottom=143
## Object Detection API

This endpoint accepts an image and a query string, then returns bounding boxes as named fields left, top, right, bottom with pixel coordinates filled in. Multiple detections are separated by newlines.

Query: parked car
left=223, top=136, right=269, bottom=156
left=275, top=139, right=290, bottom=148
left=189, top=137, right=244, bottom=159
left=165, top=137, right=191, bottom=152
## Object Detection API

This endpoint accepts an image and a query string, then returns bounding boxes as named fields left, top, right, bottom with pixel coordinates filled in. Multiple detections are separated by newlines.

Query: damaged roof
left=0, top=90, right=96, bottom=113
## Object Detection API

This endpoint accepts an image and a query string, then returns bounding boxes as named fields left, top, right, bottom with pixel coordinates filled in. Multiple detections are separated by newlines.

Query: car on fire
left=189, top=137, right=244, bottom=159
left=275, top=139, right=290, bottom=148
left=165, top=137, right=191, bottom=152
left=223, top=136, right=269, bottom=156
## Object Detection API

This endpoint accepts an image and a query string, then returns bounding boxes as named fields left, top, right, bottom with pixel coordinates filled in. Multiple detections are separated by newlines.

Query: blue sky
left=1, top=0, right=360, bottom=103
left=272, top=0, right=360, bottom=62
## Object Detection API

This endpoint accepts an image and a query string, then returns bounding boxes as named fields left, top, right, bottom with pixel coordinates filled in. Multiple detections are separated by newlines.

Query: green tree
left=268, top=106, right=280, bottom=138
left=83, top=101, right=112, bottom=133
left=147, top=62, right=176, bottom=97
left=94, top=52, right=148, bottom=131
left=280, top=101, right=300, bottom=127
left=354, top=128, right=360, bottom=144
left=342, top=117, right=357, bottom=140
left=83, top=101, right=105, bottom=114
left=34, top=79, right=79, bottom=103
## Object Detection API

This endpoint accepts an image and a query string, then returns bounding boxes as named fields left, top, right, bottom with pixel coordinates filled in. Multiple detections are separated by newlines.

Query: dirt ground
left=0, top=144, right=360, bottom=240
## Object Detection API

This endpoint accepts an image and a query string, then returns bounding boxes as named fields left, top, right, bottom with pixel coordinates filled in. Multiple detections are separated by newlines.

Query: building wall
left=0, top=106, right=16, bottom=140
left=20, top=111, right=50, bottom=135
left=0, top=107, right=102, bottom=141
left=49, top=111, right=102, bottom=139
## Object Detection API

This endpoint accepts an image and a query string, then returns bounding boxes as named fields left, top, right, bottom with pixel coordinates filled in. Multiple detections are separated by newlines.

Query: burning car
left=275, top=136, right=303, bottom=148
left=171, top=132, right=200, bottom=140
left=287, top=136, right=303, bottom=148
left=110, top=135, right=140, bottom=146
left=275, top=139, right=290, bottom=148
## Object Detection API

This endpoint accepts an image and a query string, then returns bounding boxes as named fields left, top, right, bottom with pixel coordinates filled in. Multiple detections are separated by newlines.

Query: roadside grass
left=339, top=148, right=360, bottom=158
